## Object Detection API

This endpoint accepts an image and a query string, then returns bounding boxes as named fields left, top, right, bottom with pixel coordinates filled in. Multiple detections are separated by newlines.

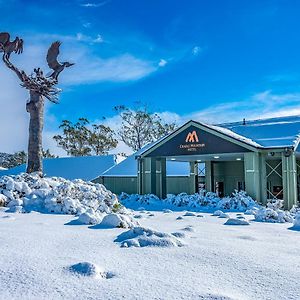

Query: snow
left=0, top=173, right=138, bottom=227
left=0, top=155, right=117, bottom=181
left=253, top=199, right=294, bottom=223
left=69, top=262, right=112, bottom=279
left=224, top=218, right=250, bottom=225
left=121, top=190, right=258, bottom=212
left=290, top=212, right=300, bottom=230
left=99, top=213, right=139, bottom=229
left=1, top=206, right=300, bottom=299
left=115, top=226, right=185, bottom=248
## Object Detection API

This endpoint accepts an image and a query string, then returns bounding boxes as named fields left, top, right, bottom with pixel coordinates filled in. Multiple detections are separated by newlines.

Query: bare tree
left=0, top=32, right=73, bottom=173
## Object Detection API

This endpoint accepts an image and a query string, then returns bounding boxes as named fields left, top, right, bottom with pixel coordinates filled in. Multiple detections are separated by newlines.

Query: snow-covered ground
left=1, top=206, right=300, bottom=300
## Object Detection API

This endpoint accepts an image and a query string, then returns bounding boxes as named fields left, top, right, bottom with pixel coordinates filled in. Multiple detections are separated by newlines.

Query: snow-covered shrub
left=254, top=207, right=293, bottom=223
left=121, top=190, right=258, bottom=211
left=0, top=173, right=132, bottom=224
left=267, top=198, right=284, bottom=210
left=119, top=192, right=160, bottom=206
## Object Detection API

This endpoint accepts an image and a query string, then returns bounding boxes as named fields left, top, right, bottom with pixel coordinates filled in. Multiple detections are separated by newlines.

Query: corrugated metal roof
left=0, top=155, right=117, bottom=181
left=220, top=115, right=300, bottom=148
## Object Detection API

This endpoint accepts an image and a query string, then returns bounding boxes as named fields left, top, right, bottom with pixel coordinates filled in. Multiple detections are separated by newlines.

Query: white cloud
left=182, top=90, right=300, bottom=124
left=192, top=46, right=202, bottom=56
left=82, top=22, right=92, bottom=29
left=62, top=53, right=157, bottom=85
left=76, top=32, right=104, bottom=44
left=158, top=59, right=167, bottom=67
left=80, top=1, right=109, bottom=8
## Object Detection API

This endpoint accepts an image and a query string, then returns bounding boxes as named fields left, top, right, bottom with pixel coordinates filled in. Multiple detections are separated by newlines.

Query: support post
left=244, top=152, right=263, bottom=202
left=189, top=161, right=197, bottom=194
left=282, top=152, right=298, bottom=209
left=205, top=161, right=213, bottom=192
left=150, top=158, right=157, bottom=195
left=157, top=158, right=167, bottom=199
left=137, top=157, right=143, bottom=194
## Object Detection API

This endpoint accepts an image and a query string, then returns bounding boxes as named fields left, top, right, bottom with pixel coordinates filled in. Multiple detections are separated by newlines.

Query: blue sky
left=1, top=0, right=300, bottom=154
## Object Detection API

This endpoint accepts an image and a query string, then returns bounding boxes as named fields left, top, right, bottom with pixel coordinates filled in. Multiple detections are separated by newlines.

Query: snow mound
left=69, top=262, right=113, bottom=279
left=218, top=212, right=230, bottom=219
left=121, top=190, right=258, bottom=211
left=171, top=232, right=186, bottom=238
left=199, top=294, right=235, bottom=300
left=134, top=214, right=143, bottom=219
left=181, top=225, right=195, bottom=232
left=163, top=209, right=173, bottom=213
left=115, top=226, right=185, bottom=248
left=176, top=216, right=184, bottom=220
left=212, top=210, right=223, bottom=216
left=290, top=212, right=300, bottom=231
left=100, top=213, right=139, bottom=228
left=224, top=218, right=250, bottom=225
left=0, top=173, right=129, bottom=224
left=254, top=208, right=293, bottom=223
left=183, top=212, right=196, bottom=217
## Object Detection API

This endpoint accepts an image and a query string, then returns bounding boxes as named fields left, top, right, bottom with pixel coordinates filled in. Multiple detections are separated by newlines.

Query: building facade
left=136, top=118, right=300, bottom=209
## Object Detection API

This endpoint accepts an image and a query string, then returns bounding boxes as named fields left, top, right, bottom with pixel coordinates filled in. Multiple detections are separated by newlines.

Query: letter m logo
left=185, top=130, right=199, bottom=143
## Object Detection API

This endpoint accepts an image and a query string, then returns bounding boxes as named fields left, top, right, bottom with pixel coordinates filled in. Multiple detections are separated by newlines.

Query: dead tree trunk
left=26, top=91, right=44, bottom=173
left=1, top=33, right=73, bottom=174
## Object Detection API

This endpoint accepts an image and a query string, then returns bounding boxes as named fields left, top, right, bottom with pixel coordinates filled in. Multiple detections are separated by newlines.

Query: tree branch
left=2, top=53, right=28, bottom=83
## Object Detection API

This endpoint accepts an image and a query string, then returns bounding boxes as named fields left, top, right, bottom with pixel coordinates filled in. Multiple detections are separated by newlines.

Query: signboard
left=145, top=125, right=250, bottom=157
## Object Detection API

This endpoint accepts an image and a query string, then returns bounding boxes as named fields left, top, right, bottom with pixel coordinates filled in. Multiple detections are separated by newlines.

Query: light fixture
left=197, top=159, right=202, bottom=162
left=236, top=158, right=242, bottom=161
left=170, top=158, right=176, bottom=161
left=213, top=156, right=220, bottom=159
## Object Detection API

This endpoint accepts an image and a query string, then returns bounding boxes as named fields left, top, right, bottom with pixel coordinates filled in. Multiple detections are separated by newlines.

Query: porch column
left=137, top=157, right=143, bottom=194
left=189, top=161, right=197, bottom=194
left=157, top=158, right=167, bottom=199
left=205, top=161, right=213, bottom=192
left=244, top=152, right=263, bottom=202
left=282, top=152, right=298, bottom=210
left=150, top=157, right=157, bottom=194
left=259, top=153, right=267, bottom=205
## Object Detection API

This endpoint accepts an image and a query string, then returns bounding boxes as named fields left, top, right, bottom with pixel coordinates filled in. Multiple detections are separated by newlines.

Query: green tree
left=42, top=149, right=58, bottom=159
left=114, top=104, right=176, bottom=151
left=53, top=118, right=117, bottom=156
left=89, top=124, right=118, bottom=155
left=2, top=151, right=27, bottom=169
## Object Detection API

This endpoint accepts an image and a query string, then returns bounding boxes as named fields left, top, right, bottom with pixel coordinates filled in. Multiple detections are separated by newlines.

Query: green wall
left=94, top=175, right=190, bottom=196
left=212, top=161, right=245, bottom=196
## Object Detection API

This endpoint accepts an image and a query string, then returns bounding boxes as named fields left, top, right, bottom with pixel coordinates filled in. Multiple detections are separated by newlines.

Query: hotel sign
left=145, top=125, right=250, bottom=157
left=179, top=130, right=205, bottom=152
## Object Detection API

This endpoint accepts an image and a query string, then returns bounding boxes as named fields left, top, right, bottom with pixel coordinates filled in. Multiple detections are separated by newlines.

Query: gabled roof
left=139, top=115, right=300, bottom=158
left=139, top=120, right=260, bottom=158
left=0, top=155, right=117, bottom=181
